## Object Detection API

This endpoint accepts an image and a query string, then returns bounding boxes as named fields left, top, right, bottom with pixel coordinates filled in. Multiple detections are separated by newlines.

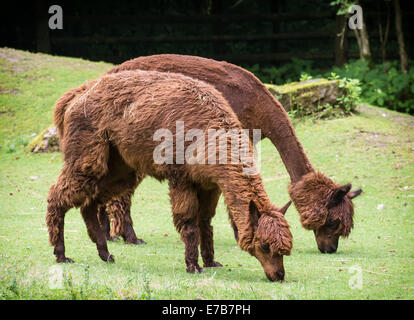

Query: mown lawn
left=0, top=48, right=413, bottom=300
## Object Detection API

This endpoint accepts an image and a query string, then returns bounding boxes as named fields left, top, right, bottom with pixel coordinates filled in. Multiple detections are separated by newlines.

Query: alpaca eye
left=260, top=243, right=270, bottom=252
left=326, top=219, right=339, bottom=228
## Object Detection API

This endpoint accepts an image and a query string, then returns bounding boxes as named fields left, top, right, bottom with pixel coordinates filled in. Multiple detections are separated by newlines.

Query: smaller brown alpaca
left=47, top=70, right=293, bottom=281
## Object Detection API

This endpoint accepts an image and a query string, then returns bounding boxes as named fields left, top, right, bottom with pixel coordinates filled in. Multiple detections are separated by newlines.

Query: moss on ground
left=266, top=78, right=346, bottom=115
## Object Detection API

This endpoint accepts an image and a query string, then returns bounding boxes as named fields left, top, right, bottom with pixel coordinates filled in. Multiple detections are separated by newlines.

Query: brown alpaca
left=48, top=70, right=293, bottom=281
left=100, top=54, right=363, bottom=253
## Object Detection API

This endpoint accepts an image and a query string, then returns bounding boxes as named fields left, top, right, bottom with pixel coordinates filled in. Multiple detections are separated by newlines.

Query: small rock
left=27, top=126, right=60, bottom=153
left=29, top=176, right=39, bottom=180
left=377, top=204, right=385, bottom=210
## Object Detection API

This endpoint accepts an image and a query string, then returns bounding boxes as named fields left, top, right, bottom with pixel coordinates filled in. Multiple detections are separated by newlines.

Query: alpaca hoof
left=100, top=254, right=115, bottom=263
left=56, top=257, right=74, bottom=263
left=126, top=238, right=146, bottom=245
left=204, top=261, right=223, bottom=268
left=186, top=265, right=204, bottom=274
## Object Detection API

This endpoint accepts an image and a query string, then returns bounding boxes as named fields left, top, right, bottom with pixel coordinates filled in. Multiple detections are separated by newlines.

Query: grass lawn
left=0, top=48, right=413, bottom=300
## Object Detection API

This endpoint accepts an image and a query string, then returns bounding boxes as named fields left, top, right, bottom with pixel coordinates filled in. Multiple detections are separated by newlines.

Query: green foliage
left=299, top=73, right=313, bottom=81
left=248, top=58, right=316, bottom=84
left=330, top=0, right=356, bottom=15
left=328, top=72, right=361, bottom=113
left=276, top=74, right=361, bottom=119
left=258, top=56, right=413, bottom=115
left=330, top=60, right=414, bottom=114
left=3, top=135, right=31, bottom=153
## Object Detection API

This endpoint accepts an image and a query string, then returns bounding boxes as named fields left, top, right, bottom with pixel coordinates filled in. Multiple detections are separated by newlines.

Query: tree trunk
left=335, top=14, right=348, bottom=66
left=394, top=0, right=408, bottom=73
left=353, top=0, right=372, bottom=64
left=377, top=0, right=390, bottom=63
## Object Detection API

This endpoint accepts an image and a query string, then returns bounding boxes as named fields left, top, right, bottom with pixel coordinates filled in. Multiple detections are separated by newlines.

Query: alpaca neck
left=217, top=173, right=268, bottom=251
left=258, top=94, right=315, bottom=183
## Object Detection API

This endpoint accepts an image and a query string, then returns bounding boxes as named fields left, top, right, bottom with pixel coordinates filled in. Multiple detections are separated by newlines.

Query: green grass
left=0, top=48, right=413, bottom=300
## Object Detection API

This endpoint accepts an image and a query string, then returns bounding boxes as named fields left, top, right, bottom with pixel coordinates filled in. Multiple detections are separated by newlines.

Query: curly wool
left=288, top=171, right=354, bottom=236
left=255, top=209, right=292, bottom=256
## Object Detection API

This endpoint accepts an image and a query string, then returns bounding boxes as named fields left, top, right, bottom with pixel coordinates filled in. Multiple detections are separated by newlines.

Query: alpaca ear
left=348, top=189, right=362, bottom=199
left=280, top=200, right=292, bottom=216
left=328, top=184, right=352, bottom=208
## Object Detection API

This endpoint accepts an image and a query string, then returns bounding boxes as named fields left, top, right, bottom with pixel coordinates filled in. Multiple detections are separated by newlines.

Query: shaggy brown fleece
left=48, top=70, right=292, bottom=280
left=104, top=192, right=146, bottom=244
left=55, top=54, right=360, bottom=251
left=288, top=171, right=354, bottom=236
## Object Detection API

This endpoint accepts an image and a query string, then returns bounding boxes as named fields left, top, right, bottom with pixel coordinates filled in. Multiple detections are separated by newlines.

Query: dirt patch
left=0, top=86, right=19, bottom=95
left=355, top=130, right=395, bottom=148
left=357, top=104, right=414, bottom=128
left=0, top=48, right=33, bottom=73
left=353, top=105, right=414, bottom=150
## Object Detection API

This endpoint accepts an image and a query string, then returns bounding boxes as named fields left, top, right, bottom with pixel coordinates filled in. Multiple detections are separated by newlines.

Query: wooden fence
left=31, top=10, right=414, bottom=65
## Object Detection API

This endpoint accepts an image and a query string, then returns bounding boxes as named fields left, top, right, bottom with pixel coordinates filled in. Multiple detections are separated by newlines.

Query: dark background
left=1, top=0, right=412, bottom=72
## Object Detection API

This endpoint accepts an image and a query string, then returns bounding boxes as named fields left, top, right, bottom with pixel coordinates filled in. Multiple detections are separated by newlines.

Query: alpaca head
left=288, top=172, right=362, bottom=254
left=247, top=200, right=292, bottom=282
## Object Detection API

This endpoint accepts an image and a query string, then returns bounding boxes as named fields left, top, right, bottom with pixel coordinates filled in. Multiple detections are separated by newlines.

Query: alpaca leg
left=81, top=201, right=114, bottom=263
left=46, top=200, right=72, bottom=263
left=98, top=206, right=117, bottom=241
left=181, top=220, right=203, bottom=273
left=197, top=188, right=223, bottom=268
left=46, top=167, right=95, bottom=263
left=121, top=195, right=146, bottom=244
left=47, top=135, right=110, bottom=263
left=169, top=181, right=203, bottom=274
left=229, top=216, right=239, bottom=242
left=107, top=193, right=146, bottom=245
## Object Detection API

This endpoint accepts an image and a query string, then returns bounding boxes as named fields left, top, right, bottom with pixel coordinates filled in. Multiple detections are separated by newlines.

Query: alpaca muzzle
left=265, top=270, right=285, bottom=282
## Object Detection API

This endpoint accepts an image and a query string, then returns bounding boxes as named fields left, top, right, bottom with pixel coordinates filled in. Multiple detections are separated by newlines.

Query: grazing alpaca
left=100, top=54, right=362, bottom=253
left=48, top=70, right=293, bottom=281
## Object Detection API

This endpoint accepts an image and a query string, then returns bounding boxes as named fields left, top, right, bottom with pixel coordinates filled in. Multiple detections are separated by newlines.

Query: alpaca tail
left=53, top=82, right=91, bottom=139
left=107, top=200, right=125, bottom=238
left=105, top=194, right=134, bottom=238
